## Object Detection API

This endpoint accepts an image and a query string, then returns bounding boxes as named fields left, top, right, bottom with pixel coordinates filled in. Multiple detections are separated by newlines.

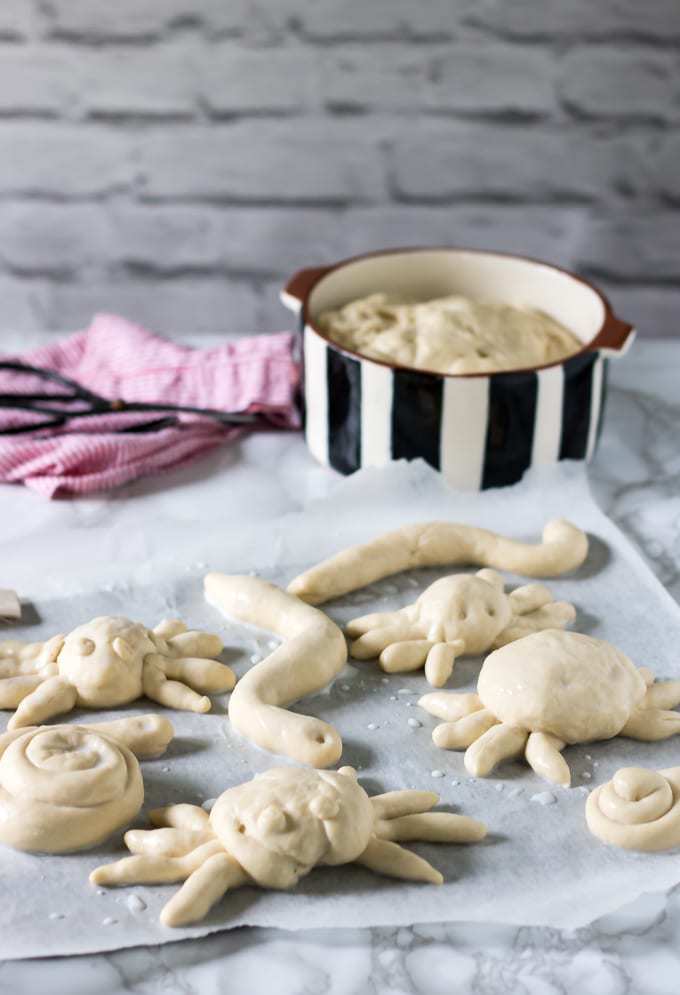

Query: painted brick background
left=0, top=0, right=677, bottom=338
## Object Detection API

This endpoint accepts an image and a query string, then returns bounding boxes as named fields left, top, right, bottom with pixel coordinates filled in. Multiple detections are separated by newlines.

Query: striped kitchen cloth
left=0, top=314, right=300, bottom=497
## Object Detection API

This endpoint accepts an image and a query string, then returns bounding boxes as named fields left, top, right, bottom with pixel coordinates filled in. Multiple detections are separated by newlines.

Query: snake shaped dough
left=90, top=764, right=487, bottom=927
left=288, top=518, right=588, bottom=606
left=0, top=714, right=173, bottom=853
left=204, top=573, right=346, bottom=767
left=586, top=767, right=680, bottom=851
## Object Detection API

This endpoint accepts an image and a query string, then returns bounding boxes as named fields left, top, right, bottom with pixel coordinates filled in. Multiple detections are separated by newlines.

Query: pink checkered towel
left=0, top=314, right=301, bottom=498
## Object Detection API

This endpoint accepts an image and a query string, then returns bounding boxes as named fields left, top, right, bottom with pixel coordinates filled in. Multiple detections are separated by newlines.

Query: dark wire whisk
left=0, top=361, right=264, bottom=436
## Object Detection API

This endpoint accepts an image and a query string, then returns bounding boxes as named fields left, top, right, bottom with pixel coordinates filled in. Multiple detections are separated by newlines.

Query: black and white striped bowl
left=281, top=248, right=635, bottom=490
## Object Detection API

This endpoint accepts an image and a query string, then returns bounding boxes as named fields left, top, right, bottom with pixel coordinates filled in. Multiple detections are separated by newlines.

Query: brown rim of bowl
left=283, top=245, right=635, bottom=379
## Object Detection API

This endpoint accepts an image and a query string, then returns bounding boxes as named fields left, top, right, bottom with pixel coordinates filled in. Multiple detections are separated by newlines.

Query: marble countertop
left=0, top=336, right=678, bottom=994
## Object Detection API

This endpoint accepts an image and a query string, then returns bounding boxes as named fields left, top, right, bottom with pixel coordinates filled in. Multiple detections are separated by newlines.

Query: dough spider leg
left=0, top=616, right=234, bottom=727
left=90, top=766, right=487, bottom=927
left=346, top=570, right=575, bottom=687
left=420, top=631, right=680, bottom=787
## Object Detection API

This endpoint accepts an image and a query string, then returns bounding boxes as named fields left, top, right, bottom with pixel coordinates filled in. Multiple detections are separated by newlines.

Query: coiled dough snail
left=0, top=714, right=173, bottom=853
left=586, top=767, right=680, bottom=851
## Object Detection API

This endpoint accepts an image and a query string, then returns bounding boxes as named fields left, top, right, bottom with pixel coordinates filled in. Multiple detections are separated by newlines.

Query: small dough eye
left=257, top=804, right=288, bottom=834
left=78, top=638, right=95, bottom=655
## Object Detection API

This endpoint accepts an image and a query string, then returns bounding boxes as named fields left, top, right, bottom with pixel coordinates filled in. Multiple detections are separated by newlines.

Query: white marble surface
left=0, top=337, right=679, bottom=994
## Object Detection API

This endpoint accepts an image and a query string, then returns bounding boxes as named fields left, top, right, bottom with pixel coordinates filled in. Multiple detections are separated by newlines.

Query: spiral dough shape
left=0, top=725, right=143, bottom=852
left=586, top=766, right=680, bottom=852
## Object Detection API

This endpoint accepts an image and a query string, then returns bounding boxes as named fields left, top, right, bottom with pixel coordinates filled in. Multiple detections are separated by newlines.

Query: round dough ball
left=478, top=630, right=646, bottom=744
left=0, top=725, right=143, bottom=852
left=210, top=767, right=374, bottom=889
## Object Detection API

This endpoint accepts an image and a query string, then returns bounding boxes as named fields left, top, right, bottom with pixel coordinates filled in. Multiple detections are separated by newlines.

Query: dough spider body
left=90, top=765, right=487, bottom=927
left=288, top=518, right=588, bottom=606
left=420, top=630, right=680, bottom=787
left=586, top=767, right=680, bottom=852
left=0, top=714, right=173, bottom=853
left=0, top=615, right=235, bottom=728
left=348, top=569, right=575, bottom=686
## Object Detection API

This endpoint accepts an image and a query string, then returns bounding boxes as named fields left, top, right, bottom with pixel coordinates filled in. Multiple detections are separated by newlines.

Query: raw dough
left=318, top=293, right=581, bottom=375
left=0, top=590, right=21, bottom=621
left=419, top=630, right=680, bottom=786
left=204, top=573, right=345, bottom=767
left=347, top=568, right=575, bottom=686
left=90, top=764, right=487, bottom=927
left=288, top=519, right=588, bottom=606
left=0, top=615, right=235, bottom=729
left=586, top=767, right=680, bottom=851
left=0, top=714, right=173, bottom=853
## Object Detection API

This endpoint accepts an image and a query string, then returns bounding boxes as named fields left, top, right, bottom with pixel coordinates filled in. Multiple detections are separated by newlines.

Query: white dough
left=91, top=765, right=487, bottom=927
left=586, top=766, right=680, bottom=852
left=420, top=630, right=680, bottom=787
left=318, top=293, right=581, bottom=375
left=0, top=714, right=173, bottom=853
left=204, top=573, right=346, bottom=767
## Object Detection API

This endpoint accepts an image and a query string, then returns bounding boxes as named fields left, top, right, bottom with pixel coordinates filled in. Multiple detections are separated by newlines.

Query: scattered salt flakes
left=406, top=577, right=420, bottom=588
left=162, top=766, right=170, bottom=773
left=431, top=770, right=445, bottom=779
left=506, top=787, right=522, bottom=799
left=367, top=723, right=378, bottom=731
left=126, top=895, right=147, bottom=914
left=48, top=913, right=65, bottom=920
left=407, top=718, right=421, bottom=729
left=593, top=761, right=599, bottom=768
left=397, top=688, right=415, bottom=695
left=202, top=798, right=217, bottom=812
left=389, top=695, right=397, bottom=701
left=405, top=702, right=414, bottom=708
left=97, top=890, right=106, bottom=897
left=585, top=754, right=592, bottom=760
left=494, top=783, right=505, bottom=792
left=381, top=677, right=389, bottom=684
left=250, top=654, right=261, bottom=664
left=102, top=917, right=118, bottom=926
left=582, top=771, right=592, bottom=781
left=383, top=584, right=398, bottom=595
left=450, top=779, right=459, bottom=787
left=341, top=684, right=351, bottom=692
left=530, top=791, right=557, bottom=806
left=267, top=640, right=278, bottom=650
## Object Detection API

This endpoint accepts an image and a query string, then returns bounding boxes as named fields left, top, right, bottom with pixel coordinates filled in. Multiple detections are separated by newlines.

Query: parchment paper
left=3, top=460, right=680, bottom=959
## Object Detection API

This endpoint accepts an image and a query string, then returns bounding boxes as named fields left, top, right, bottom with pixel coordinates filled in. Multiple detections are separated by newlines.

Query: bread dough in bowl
left=318, top=293, right=581, bottom=375
left=420, top=630, right=680, bottom=786
left=90, top=765, right=487, bottom=927
left=347, top=568, right=575, bottom=686
left=0, top=714, right=173, bottom=853
left=0, top=615, right=235, bottom=728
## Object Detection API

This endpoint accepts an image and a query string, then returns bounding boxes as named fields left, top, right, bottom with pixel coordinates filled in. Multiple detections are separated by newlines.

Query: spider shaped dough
left=91, top=765, right=486, bottom=927
left=0, top=615, right=235, bottom=729
left=347, top=569, right=575, bottom=686
left=420, top=629, right=680, bottom=787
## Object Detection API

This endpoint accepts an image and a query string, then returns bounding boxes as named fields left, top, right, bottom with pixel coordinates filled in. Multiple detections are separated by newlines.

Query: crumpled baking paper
left=3, top=460, right=680, bottom=959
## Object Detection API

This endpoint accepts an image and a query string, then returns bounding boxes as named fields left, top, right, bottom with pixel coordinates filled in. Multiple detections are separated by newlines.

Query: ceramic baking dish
left=281, top=248, right=635, bottom=489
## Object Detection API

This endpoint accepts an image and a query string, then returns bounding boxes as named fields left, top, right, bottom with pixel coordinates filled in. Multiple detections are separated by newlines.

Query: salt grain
left=126, top=895, right=147, bottom=913
left=48, top=913, right=65, bottom=920
left=102, top=917, right=118, bottom=926
left=431, top=770, right=445, bottom=778
left=530, top=791, right=557, bottom=806
left=407, top=718, right=421, bottom=729
left=495, top=783, right=504, bottom=792
left=367, top=723, right=378, bottom=731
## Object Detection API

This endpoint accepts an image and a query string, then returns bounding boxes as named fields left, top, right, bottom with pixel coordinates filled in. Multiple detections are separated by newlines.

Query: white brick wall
left=0, top=0, right=676, bottom=337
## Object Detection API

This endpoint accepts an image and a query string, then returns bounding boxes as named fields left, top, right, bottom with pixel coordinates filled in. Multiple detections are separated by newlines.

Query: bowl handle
left=589, top=314, right=636, bottom=357
left=280, top=266, right=332, bottom=315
